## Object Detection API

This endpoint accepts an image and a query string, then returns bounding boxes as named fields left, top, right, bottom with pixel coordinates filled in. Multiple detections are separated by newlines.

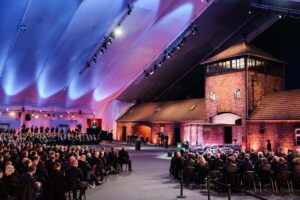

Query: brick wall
left=182, top=124, right=203, bottom=146
left=247, top=71, right=283, bottom=112
left=135, top=125, right=151, bottom=140
left=202, top=126, right=224, bottom=145
left=205, top=71, right=247, bottom=147
left=152, top=123, right=176, bottom=145
left=201, top=125, right=243, bottom=146
left=247, top=120, right=300, bottom=152
left=205, top=71, right=247, bottom=121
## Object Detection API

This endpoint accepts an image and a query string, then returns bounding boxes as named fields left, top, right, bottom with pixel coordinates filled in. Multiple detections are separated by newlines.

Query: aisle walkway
left=86, top=147, right=299, bottom=200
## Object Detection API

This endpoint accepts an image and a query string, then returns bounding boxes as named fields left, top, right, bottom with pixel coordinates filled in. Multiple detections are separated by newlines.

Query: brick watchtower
left=201, top=41, right=285, bottom=148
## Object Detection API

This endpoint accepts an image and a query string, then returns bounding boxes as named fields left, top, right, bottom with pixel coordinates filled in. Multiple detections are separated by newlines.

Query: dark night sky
left=156, top=18, right=300, bottom=102
left=252, top=18, right=300, bottom=90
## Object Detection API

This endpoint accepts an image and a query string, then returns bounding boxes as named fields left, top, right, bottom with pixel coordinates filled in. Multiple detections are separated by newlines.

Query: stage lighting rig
left=142, top=24, right=198, bottom=80
left=79, top=4, right=134, bottom=75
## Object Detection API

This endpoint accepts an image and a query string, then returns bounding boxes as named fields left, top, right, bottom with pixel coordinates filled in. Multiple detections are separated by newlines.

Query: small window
left=210, top=92, right=216, bottom=101
left=296, top=129, right=300, bottom=146
left=234, top=89, right=241, bottom=99
left=226, top=61, right=231, bottom=69
left=240, top=58, right=245, bottom=69
left=232, top=59, right=237, bottom=69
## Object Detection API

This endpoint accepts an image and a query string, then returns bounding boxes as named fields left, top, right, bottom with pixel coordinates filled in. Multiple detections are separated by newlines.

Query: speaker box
left=25, top=114, right=31, bottom=121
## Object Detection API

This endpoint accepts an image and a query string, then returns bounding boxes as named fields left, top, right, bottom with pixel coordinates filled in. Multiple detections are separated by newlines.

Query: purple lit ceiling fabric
left=0, top=0, right=209, bottom=114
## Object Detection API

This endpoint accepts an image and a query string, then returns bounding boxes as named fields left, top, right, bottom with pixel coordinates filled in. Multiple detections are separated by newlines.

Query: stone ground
left=85, top=142, right=300, bottom=200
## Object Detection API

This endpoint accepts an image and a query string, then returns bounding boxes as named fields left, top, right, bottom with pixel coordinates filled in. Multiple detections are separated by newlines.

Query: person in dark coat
left=183, top=154, right=195, bottom=186
left=174, top=152, right=184, bottom=179
left=78, top=155, right=101, bottom=186
left=45, top=162, right=66, bottom=200
left=212, top=153, right=224, bottom=170
left=107, top=147, right=119, bottom=173
left=65, top=159, right=84, bottom=181
left=239, top=154, right=254, bottom=176
left=19, top=165, right=37, bottom=191
left=0, top=169, right=8, bottom=200
left=267, top=140, right=272, bottom=152
left=118, top=147, right=132, bottom=171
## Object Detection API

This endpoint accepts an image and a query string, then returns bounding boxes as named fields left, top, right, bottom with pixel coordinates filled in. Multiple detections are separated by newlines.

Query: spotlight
left=248, top=10, right=252, bottom=15
left=127, top=4, right=132, bottom=15
left=158, top=62, right=162, bottom=67
left=6, top=108, right=9, bottom=111
left=60, top=114, right=63, bottom=118
left=167, top=53, right=171, bottom=59
left=9, top=112, right=16, bottom=117
left=278, top=14, right=282, bottom=19
left=107, top=38, right=112, bottom=45
left=149, top=69, right=154, bottom=75
left=35, top=115, right=39, bottom=119
left=31, top=113, right=35, bottom=116
left=171, top=47, right=176, bottom=54
left=39, top=110, right=42, bottom=113
left=177, top=45, right=181, bottom=50
left=93, top=55, right=97, bottom=63
left=144, top=70, right=149, bottom=78
left=100, top=48, right=104, bottom=54
left=18, top=24, right=27, bottom=31
left=114, top=26, right=122, bottom=37
left=44, top=114, right=47, bottom=117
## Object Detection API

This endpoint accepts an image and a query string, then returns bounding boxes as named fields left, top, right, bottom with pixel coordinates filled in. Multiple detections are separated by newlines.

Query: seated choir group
left=170, top=148, right=300, bottom=189
left=0, top=132, right=132, bottom=200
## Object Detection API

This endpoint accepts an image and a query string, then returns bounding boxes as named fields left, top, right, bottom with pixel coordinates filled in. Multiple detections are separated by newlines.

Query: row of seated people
left=0, top=132, right=101, bottom=146
left=21, top=124, right=84, bottom=134
left=0, top=141, right=132, bottom=200
left=170, top=148, right=300, bottom=191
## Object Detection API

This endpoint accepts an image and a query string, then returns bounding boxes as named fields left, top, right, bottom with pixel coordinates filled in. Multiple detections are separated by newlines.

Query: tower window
left=234, top=89, right=241, bottom=99
left=232, top=59, right=237, bottom=69
left=210, top=92, right=216, bottom=101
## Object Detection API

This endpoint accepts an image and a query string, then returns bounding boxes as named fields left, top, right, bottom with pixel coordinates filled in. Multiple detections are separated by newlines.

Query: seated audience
left=118, top=147, right=132, bottom=171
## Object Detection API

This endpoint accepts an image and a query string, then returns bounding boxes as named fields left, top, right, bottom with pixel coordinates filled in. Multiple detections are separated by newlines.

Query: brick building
left=117, top=41, right=300, bottom=151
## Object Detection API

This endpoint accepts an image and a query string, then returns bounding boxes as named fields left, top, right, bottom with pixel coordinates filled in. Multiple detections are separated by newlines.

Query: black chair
left=206, top=170, right=221, bottom=191
left=292, top=172, right=300, bottom=188
left=223, top=171, right=240, bottom=189
left=274, top=171, right=292, bottom=193
left=183, top=167, right=195, bottom=187
left=65, top=178, right=86, bottom=200
left=241, top=171, right=257, bottom=192
left=258, top=170, right=275, bottom=192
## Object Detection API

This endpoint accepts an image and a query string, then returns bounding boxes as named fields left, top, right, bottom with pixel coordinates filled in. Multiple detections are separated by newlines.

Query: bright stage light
left=9, top=112, right=16, bottom=117
left=35, top=115, right=39, bottom=119
left=114, top=26, right=122, bottom=37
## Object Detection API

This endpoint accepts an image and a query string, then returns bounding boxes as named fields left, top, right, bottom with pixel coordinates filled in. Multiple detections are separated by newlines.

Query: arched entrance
left=210, top=112, right=242, bottom=125
left=210, top=112, right=243, bottom=145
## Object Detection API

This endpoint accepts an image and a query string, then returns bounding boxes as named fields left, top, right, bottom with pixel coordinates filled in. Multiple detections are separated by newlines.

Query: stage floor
left=86, top=142, right=300, bottom=200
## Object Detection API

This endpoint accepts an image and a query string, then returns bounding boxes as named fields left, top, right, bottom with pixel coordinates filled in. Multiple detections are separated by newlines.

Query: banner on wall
left=87, top=118, right=102, bottom=129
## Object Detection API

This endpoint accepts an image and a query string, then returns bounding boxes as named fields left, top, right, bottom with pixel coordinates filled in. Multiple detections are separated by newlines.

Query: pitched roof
left=117, top=98, right=205, bottom=123
left=201, top=41, right=283, bottom=64
left=250, top=89, right=300, bottom=120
